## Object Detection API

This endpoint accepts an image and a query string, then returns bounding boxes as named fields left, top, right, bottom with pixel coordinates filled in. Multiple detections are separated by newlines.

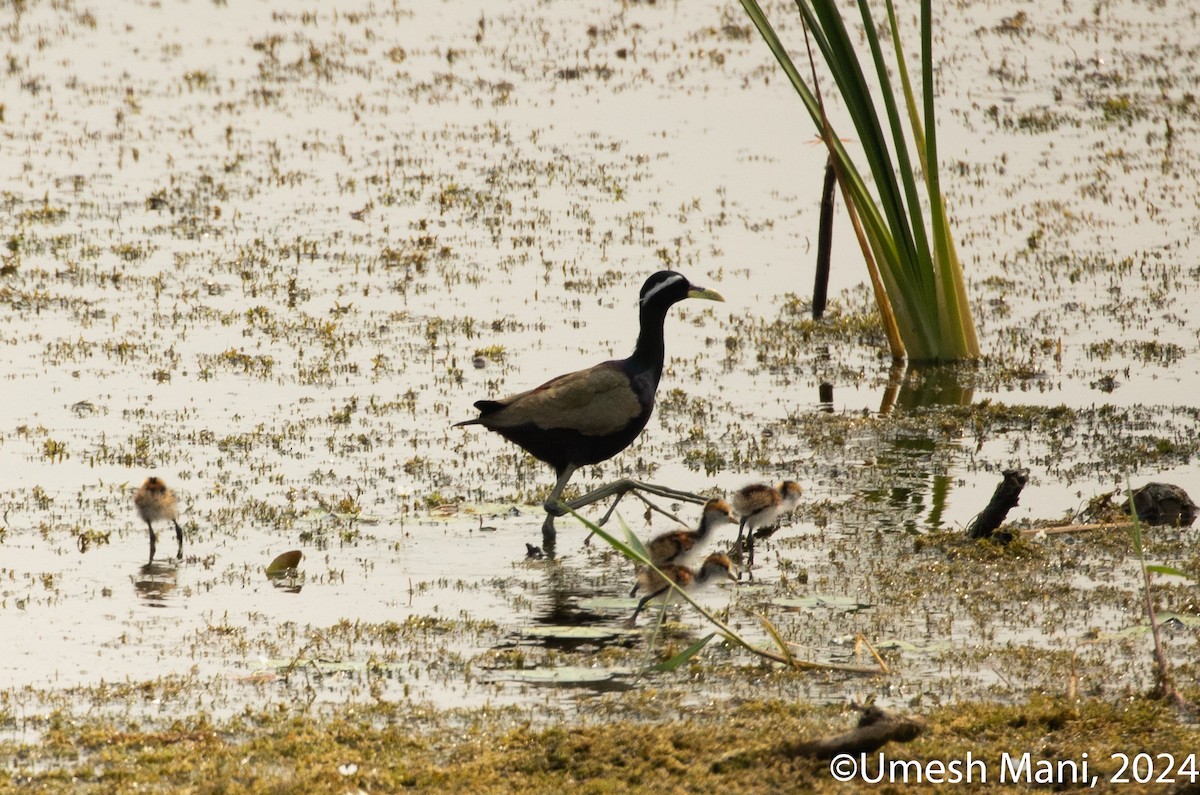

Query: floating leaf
left=266, top=550, right=303, bottom=578
left=576, top=596, right=641, bottom=611
left=772, top=595, right=873, bottom=612
left=520, top=625, right=640, bottom=641
left=1156, top=612, right=1200, bottom=628
left=873, top=639, right=952, bottom=653
left=1095, top=612, right=1200, bottom=640
left=487, top=666, right=631, bottom=684
left=417, top=502, right=521, bottom=523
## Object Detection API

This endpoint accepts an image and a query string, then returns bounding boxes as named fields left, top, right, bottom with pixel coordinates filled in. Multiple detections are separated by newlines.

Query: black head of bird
left=133, top=476, right=184, bottom=563
left=454, top=270, right=724, bottom=541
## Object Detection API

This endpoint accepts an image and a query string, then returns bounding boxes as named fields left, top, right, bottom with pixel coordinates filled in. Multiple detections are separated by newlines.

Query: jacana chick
left=628, top=552, right=737, bottom=624
left=454, top=271, right=724, bottom=546
left=646, top=498, right=736, bottom=566
left=134, top=476, right=184, bottom=563
left=733, top=480, right=802, bottom=567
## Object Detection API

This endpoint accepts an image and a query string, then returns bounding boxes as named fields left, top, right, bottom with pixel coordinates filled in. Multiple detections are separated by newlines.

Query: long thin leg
left=173, top=520, right=184, bottom=560
left=572, top=479, right=705, bottom=545
left=541, top=464, right=577, bottom=552
left=147, top=521, right=157, bottom=564
left=542, top=465, right=578, bottom=517
left=567, top=479, right=706, bottom=515
left=630, top=584, right=670, bottom=624
left=732, top=519, right=751, bottom=580
left=592, top=488, right=634, bottom=530
left=546, top=476, right=708, bottom=550
left=578, top=495, right=629, bottom=544
left=583, top=486, right=695, bottom=545
left=627, top=491, right=692, bottom=526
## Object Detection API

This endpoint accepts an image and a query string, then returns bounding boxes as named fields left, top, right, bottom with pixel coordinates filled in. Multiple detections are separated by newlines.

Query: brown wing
left=648, top=530, right=696, bottom=566
left=472, top=363, right=642, bottom=437
left=733, top=483, right=779, bottom=516
left=636, top=562, right=690, bottom=593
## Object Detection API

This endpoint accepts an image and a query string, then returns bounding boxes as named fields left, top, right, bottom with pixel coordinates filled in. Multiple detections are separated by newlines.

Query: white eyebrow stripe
left=640, top=273, right=684, bottom=306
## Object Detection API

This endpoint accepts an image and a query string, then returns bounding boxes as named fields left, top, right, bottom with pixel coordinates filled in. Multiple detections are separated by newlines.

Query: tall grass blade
left=738, top=0, right=980, bottom=361
left=757, top=613, right=796, bottom=665
left=1125, top=484, right=1190, bottom=711
left=1144, top=564, right=1191, bottom=579
left=653, top=633, right=716, bottom=672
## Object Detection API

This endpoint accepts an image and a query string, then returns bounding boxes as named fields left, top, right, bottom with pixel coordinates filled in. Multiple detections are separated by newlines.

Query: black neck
left=631, top=299, right=670, bottom=378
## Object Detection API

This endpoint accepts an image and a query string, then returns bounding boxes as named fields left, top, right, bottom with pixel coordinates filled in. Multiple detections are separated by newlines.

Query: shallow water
left=2, top=0, right=1199, bottom=728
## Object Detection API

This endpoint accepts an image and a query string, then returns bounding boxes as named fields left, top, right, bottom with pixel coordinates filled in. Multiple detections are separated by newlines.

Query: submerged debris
left=966, top=468, right=1029, bottom=542
left=713, top=702, right=926, bottom=771
left=1125, top=482, right=1198, bottom=527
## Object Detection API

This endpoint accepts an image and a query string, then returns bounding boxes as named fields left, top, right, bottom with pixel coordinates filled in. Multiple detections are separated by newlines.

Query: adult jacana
left=134, top=476, right=184, bottom=563
left=454, top=271, right=724, bottom=546
left=628, top=552, right=737, bottom=624
left=733, top=480, right=802, bottom=568
left=646, top=498, right=736, bottom=566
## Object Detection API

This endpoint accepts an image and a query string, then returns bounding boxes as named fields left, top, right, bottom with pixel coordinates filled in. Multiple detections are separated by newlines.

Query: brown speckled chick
left=733, top=480, right=802, bottom=567
left=646, top=498, right=736, bottom=566
left=628, top=552, right=738, bottom=624
left=134, top=477, right=184, bottom=563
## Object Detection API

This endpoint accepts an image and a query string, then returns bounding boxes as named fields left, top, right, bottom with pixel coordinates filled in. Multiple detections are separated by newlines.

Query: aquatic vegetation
left=737, top=0, right=979, bottom=361
left=0, top=0, right=1198, bottom=782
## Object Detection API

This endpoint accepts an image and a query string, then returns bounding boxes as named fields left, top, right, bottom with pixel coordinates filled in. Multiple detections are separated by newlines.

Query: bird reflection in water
left=133, top=561, right=178, bottom=607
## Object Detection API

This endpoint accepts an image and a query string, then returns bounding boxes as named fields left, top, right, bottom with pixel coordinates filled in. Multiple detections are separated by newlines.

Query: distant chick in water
left=134, top=476, right=184, bottom=563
